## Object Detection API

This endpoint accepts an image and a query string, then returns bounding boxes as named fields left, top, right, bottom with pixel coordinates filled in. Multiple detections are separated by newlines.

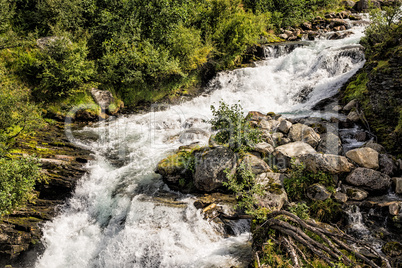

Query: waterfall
left=34, top=26, right=367, bottom=268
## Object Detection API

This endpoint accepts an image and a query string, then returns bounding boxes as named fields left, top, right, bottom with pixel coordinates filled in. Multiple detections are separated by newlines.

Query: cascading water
left=34, top=26, right=367, bottom=268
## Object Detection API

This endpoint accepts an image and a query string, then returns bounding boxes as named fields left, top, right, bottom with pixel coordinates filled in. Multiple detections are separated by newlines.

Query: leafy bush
left=223, top=163, right=268, bottom=220
left=16, top=37, right=95, bottom=101
left=208, top=101, right=262, bottom=152
left=0, top=156, right=42, bottom=216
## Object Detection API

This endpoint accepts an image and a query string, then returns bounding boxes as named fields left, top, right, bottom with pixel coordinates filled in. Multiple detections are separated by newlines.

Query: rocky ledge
left=0, top=123, right=92, bottom=267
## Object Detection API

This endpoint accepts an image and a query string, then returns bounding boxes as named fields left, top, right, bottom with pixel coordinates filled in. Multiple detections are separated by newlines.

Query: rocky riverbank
left=0, top=123, right=92, bottom=267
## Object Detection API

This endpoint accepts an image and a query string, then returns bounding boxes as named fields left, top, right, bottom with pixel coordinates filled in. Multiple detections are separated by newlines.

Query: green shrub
left=208, top=101, right=262, bottom=152
left=0, top=156, right=43, bottom=216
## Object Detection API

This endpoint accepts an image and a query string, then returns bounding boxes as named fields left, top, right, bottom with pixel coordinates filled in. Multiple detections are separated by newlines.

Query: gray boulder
left=259, top=119, right=280, bottom=132
left=307, top=184, right=331, bottom=201
left=346, top=147, right=379, bottom=169
left=299, top=153, right=354, bottom=174
left=379, top=154, right=397, bottom=176
left=317, top=132, right=343, bottom=155
left=343, top=99, right=357, bottom=111
left=334, top=192, right=348, bottom=203
left=241, top=153, right=271, bottom=175
left=345, top=168, right=392, bottom=193
left=278, top=120, right=292, bottom=134
left=194, top=147, right=237, bottom=192
left=288, top=123, right=321, bottom=148
left=364, top=140, right=386, bottom=154
left=91, top=88, right=114, bottom=111
left=346, top=111, right=360, bottom=122
left=255, top=172, right=288, bottom=211
left=275, top=141, right=317, bottom=158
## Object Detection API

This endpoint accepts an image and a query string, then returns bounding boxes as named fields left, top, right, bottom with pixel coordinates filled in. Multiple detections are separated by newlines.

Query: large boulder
left=288, top=123, right=321, bottom=148
left=259, top=119, right=280, bottom=132
left=345, top=168, right=392, bottom=193
left=194, top=147, right=237, bottom=192
left=379, top=154, right=398, bottom=176
left=299, top=153, right=354, bottom=174
left=364, top=140, right=386, bottom=154
left=252, top=142, right=275, bottom=155
left=307, top=184, right=331, bottom=201
left=156, top=151, right=194, bottom=190
left=241, top=153, right=271, bottom=175
left=346, top=147, right=379, bottom=169
left=317, top=132, right=343, bottom=155
left=278, top=120, right=292, bottom=134
left=274, top=142, right=317, bottom=169
left=254, top=172, right=288, bottom=211
left=354, top=0, right=380, bottom=11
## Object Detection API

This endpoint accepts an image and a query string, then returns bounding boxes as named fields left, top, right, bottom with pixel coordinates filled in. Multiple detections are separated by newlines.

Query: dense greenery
left=208, top=101, right=262, bottom=152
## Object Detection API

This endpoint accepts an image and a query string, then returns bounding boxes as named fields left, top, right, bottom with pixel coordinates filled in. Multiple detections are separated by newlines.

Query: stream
left=34, top=25, right=367, bottom=268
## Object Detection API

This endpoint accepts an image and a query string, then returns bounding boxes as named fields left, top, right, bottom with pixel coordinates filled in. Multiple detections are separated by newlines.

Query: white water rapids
left=35, top=26, right=366, bottom=268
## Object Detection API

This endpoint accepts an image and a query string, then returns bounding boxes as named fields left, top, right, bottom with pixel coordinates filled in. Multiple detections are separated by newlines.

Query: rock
left=272, top=132, right=284, bottom=145
left=278, top=120, right=292, bottom=134
left=383, top=242, right=402, bottom=257
left=317, top=132, right=343, bottom=155
left=255, top=172, right=288, bottom=211
left=349, top=14, right=362, bottom=20
left=346, top=111, right=360, bottom=122
left=341, top=184, right=368, bottom=200
left=355, top=131, right=368, bottom=142
left=241, top=153, right=271, bottom=175
left=299, top=153, right=354, bottom=174
left=288, top=123, right=321, bottom=148
left=302, top=22, right=312, bottom=30
left=364, top=140, right=386, bottom=154
left=194, top=147, right=237, bottom=192
left=252, top=142, right=275, bottom=155
left=354, top=0, right=380, bottom=11
left=343, top=99, right=357, bottom=111
left=346, top=147, right=379, bottom=169
left=379, top=154, right=397, bottom=176
left=156, top=151, right=194, bottom=190
left=393, top=177, right=402, bottom=194
left=278, top=33, right=288, bottom=40
left=307, top=184, right=331, bottom=201
left=91, top=88, right=114, bottom=111
left=346, top=168, right=392, bottom=193
left=247, top=111, right=268, bottom=122
left=261, top=130, right=275, bottom=146
left=259, top=119, right=280, bottom=132
left=343, top=0, right=356, bottom=9
left=334, top=192, right=348, bottom=203
left=389, top=202, right=401, bottom=216
left=275, top=141, right=317, bottom=159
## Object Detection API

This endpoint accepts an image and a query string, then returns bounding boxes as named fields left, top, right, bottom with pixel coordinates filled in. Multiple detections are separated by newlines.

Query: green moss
left=343, top=72, right=369, bottom=102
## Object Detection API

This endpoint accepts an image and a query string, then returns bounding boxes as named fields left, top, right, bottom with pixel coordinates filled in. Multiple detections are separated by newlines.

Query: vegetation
left=208, top=101, right=262, bottom=152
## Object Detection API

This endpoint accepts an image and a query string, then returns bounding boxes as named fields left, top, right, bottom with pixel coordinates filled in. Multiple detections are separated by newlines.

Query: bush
left=0, top=156, right=42, bottom=216
left=208, top=101, right=262, bottom=152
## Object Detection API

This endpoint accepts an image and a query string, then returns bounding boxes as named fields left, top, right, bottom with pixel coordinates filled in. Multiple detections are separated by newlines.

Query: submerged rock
left=345, top=168, right=392, bottom=193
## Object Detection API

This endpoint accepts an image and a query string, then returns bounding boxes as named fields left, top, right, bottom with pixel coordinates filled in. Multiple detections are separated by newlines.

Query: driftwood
left=252, top=210, right=391, bottom=268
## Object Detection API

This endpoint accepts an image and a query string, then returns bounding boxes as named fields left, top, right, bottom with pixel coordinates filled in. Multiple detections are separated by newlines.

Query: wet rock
left=307, top=184, right=331, bottom=201
left=346, top=168, right=392, bottom=193
left=299, top=153, right=354, bottom=174
left=317, top=132, right=343, bottom=155
left=346, top=111, right=360, bottom=122
left=341, top=184, right=368, bottom=200
left=278, top=120, right=292, bottom=134
left=252, top=142, right=275, bottom=155
left=156, top=151, right=194, bottom=190
left=379, top=154, right=397, bottom=176
left=247, top=111, right=269, bottom=122
left=288, top=123, right=321, bottom=148
left=393, top=177, right=402, bottom=194
left=194, top=147, right=237, bottom=192
left=91, top=88, right=114, bottom=111
left=255, top=172, right=288, bottom=211
left=346, top=147, right=379, bottom=169
left=241, top=153, right=271, bottom=175
left=354, top=0, right=380, bottom=11
left=389, top=202, right=401, bottom=216
left=343, top=99, right=358, bottom=111
left=334, top=192, right=348, bottom=203
left=354, top=131, right=368, bottom=142
left=364, top=140, right=386, bottom=154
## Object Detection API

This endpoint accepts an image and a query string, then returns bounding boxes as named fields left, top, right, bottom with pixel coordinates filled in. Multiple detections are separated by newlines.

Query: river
left=34, top=25, right=366, bottom=268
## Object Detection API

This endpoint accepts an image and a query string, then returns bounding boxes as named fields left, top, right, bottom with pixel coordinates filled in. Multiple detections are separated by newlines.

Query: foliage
left=309, top=198, right=342, bottom=222
left=360, top=0, right=402, bottom=59
left=15, top=37, right=95, bottom=101
left=288, top=202, right=310, bottom=220
left=208, top=101, right=262, bottom=152
left=223, top=163, right=268, bottom=220
left=284, top=160, right=334, bottom=202
left=0, top=156, right=43, bottom=216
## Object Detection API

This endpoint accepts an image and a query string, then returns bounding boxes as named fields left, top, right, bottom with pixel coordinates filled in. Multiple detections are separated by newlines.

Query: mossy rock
left=383, top=242, right=402, bottom=257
